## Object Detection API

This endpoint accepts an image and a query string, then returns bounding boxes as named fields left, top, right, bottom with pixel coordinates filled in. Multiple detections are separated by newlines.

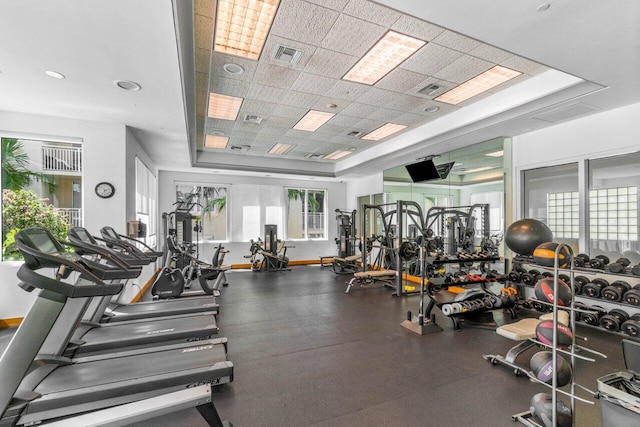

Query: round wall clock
left=95, top=182, right=115, bottom=199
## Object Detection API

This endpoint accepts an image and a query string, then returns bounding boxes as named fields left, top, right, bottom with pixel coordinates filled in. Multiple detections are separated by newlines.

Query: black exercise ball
left=534, top=242, right=571, bottom=268
left=530, top=393, right=572, bottom=427
left=530, top=351, right=573, bottom=387
left=505, top=219, right=553, bottom=256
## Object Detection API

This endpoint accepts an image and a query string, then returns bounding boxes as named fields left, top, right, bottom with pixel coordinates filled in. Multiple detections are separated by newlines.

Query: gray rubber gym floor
left=134, top=265, right=624, bottom=426
left=0, top=266, right=629, bottom=426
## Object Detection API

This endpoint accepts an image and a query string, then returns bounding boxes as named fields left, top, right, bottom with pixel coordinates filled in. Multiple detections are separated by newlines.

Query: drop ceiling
left=1, top=1, right=638, bottom=180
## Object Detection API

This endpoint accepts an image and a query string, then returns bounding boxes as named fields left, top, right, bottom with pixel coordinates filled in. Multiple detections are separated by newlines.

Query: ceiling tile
left=282, top=90, right=322, bottom=108
left=399, top=43, right=463, bottom=75
left=210, top=53, right=259, bottom=81
left=326, top=113, right=361, bottom=128
left=252, top=62, right=301, bottom=89
left=262, top=34, right=317, bottom=69
left=264, top=115, right=299, bottom=128
left=341, top=102, right=379, bottom=118
left=394, top=112, right=428, bottom=126
left=432, top=30, right=481, bottom=53
left=434, top=55, right=493, bottom=84
left=258, top=126, right=289, bottom=137
left=375, top=68, right=428, bottom=94
left=273, top=104, right=309, bottom=119
left=285, top=128, right=331, bottom=142
left=290, top=72, right=337, bottom=95
left=354, top=118, right=386, bottom=132
left=311, top=97, right=349, bottom=113
left=355, top=87, right=397, bottom=107
left=342, top=0, right=401, bottom=27
left=501, top=55, right=544, bottom=75
left=391, top=14, right=444, bottom=42
left=270, top=1, right=339, bottom=46
left=239, top=99, right=280, bottom=116
left=208, top=77, right=251, bottom=98
left=302, top=0, right=349, bottom=11
left=468, top=43, right=511, bottom=64
left=205, top=119, right=236, bottom=133
left=303, top=48, right=358, bottom=79
left=325, top=80, right=370, bottom=101
left=232, top=121, right=263, bottom=134
left=368, top=107, right=404, bottom=122
left=314, top=123, right=351, bottom=135
left=321, top=14, right=386, bottom=57
left=246, top=84, right=288, bottom=104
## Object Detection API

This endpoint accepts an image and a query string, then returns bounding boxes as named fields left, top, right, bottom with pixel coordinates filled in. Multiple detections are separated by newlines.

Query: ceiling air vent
left=273, top=45, right=304, bottom=65
left=347, top=131, right=363, bottom=138
left=418, top=83, right=445, bottom=97
left=305, top=153, right=324, bottom=159
left=230, top=145, right=250, bottom=151
left=243, top=114, right=263, bottom=124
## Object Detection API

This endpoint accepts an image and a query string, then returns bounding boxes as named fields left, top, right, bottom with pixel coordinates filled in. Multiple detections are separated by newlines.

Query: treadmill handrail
left=65, top=236, right=142, bottom=273
left=94, top=235, right=154, bottom=264
left=100, top=226, right=162, bottom=259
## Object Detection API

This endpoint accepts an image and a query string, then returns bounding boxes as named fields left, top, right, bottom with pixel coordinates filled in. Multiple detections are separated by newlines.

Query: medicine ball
left=533, top=242, right=571, bottom=268
left=534, top=277, right=572, bottom=307
left=530, top=351, right=573, bottom=387
left=535, top=320, right=573, bottom=349
left=505, top=219, right=553, bottom=256
left=530, top=393, right=572, bottom=427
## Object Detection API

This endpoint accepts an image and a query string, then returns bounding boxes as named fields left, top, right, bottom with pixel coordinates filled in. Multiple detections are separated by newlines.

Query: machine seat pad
left=496, top=318, right=540, bottom=341
left=538, top=310, right=570, bottom=326
left=335, top=255, right=361, bottom=263
left=354, top=269, right=396, bottom=278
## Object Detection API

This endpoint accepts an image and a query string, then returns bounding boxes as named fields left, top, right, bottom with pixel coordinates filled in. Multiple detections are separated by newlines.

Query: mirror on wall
left=382, top=137, right=508, bottom=255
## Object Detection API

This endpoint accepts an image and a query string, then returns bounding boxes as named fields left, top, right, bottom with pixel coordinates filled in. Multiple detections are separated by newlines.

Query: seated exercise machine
left=0, top=227, right=233, bottom=426
left=331, top=209, right=360, bottom=274
left=247, top=225, right=292, bottom=272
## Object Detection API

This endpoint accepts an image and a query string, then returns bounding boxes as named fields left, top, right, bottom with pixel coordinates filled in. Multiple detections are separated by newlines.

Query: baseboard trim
left=0, top=317, right=23, bottom=328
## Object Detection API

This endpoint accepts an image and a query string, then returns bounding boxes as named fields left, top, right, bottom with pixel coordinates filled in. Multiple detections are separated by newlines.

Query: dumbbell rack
left=512, top=244, right=604, bottom=427
left=421, top=254, right=507, bottom=331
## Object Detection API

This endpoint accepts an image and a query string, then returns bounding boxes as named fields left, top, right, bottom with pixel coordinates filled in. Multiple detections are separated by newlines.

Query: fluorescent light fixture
left=464, top=166, right=496, bottom=174
left=208, top=93, right=243, bottom=120
left=293, top=110, right=335, bottom=132
left=435, top=65, right=521, bottom=105
left=324, top=150, right=352, bottom=160
left=205, top=135, right=229, bottom=149
left=485, top=150, right=504, bottom=157
left=471, top=171, right=504, bottom=182
left=361, top=123, right=407, bottom=141
left=214, top=0, right=280, bottom=60
left=343, top=30, right=426, bottom=85
left=44, top=70, right=65, bottom=79
left=268, top=143, right=294, bottom=155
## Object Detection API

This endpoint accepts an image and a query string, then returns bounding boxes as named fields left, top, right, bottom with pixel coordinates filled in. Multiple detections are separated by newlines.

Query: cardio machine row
left=0, top=226, right=234, bottom=426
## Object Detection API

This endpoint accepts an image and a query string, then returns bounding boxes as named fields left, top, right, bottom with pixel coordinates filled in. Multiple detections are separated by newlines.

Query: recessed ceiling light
left=214, top=0, right=280, bottom=60
left=435, top=66, right=521, bottom=105
left=268, top=142, right=295, bottom=155
left=205, top=135, right=229, bottom=149
left=115, top=80, right=141, bottom=91
left=424, top=106, right=440, bottom=113
left=223, top=63, right=245, bottom=75
left=361, top=123, right=407, bottom=141
left=293, top=110, right=335, bottom=132
left=44, top=70, right=65, bottom=79
left=326, top=103, right=337, bottom=109
left=210, top=130, right=226, bottom=136
left=324, top=150, right=352, bottom=160
left=537, top=3, right=551, bottom=12
left=343, top=30, right=426, bottom=85
left=208, top=93, right=243, bottom=120
left=348, top=147, right=358, bottom=151
left=485, top=150, right=504, bottom=157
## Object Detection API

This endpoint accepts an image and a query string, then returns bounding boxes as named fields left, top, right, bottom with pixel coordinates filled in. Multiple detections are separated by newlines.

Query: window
left=286, top=188, right=326, bottom=240
left=175, top=184, right=228, bottom=242
left=2, top=137, right=83, bottom=260
left=135, top=157, right=157, bottom=246
left=231, top=185, right=283, bottom=242
left=547, top=191, right=579, bottom=239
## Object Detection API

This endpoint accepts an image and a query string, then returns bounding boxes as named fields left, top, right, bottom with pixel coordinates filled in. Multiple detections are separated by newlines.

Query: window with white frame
left=286, top=188, right=327, bottom=240
left=175, top=184, right=228, bottom=242
left=230, top=185, right=283, bottom=242
left=589, top=187, right=638, bottom=241
left=135, top=157, right=157, bottom=246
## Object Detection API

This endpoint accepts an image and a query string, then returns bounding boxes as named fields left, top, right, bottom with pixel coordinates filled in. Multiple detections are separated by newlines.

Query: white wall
left=125, top=128, right=158, bottom=223
left=1, top=110, right=128, bottom=319
left=345, top=172, right=383, bottom=210
left=158, top=170, right=347, bottom=264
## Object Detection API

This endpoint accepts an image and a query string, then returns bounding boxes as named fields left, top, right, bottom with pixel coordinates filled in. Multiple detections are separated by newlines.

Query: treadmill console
left=17, top=228, right=80, bottom=269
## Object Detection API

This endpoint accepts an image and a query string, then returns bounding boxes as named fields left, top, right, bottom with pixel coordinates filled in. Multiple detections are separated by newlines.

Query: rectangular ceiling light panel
left=324, top=150, right=352, bottom=160
left=293, top=110, right=335, bottom=132
left=208, top=93, right=243, bottom=120
left=214, top=0, right=280, bottom=60
left=205, top=135, right=230, bottom=149
left=361, top=123, right=407, bottom=141
left=435, top=65, right=522, bottom=105
left=485, top=150, right=504, bottom=157
left=343, top=30, right=426, bottom=85
left=268, top=142, right=294, bottom=155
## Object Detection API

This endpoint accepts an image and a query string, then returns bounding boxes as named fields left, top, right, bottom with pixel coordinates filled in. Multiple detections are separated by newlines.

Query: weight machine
left=331, top=209, right=360, bottom=274
left=424, top=204, right=491, bottom=256
left=245, top=225, right=292, bottom=272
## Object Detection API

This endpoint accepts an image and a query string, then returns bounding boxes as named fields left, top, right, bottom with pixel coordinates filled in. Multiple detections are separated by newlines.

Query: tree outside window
left=286, top=188, right=326, bottom=240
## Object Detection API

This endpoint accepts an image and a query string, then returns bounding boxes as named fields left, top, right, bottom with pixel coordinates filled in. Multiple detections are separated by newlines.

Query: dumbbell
left=632, top=265, right=640, bottom=276
left=573, top=276, right=589, bottom=295
left=521, top=269, right=541, bottom=286
left=581, top=305, right=606, bottom=325
left=508, top=267, right=526, bottom=283
left=574, top=301, right=589, bottom=322
left=602, top=280, right=632, bottom=302
left=623, top=285, right=640, bottom=305
left=608, top=257, right=631, bottom=274
left=589, top=255, right=610, bottom=270
left=574, top=253, right=591, bottom=268
left=621, top=314, right=640, bottom=337
left=582, top=278, right=609, bottom=298
left=599, top=308, right=629, bottom=332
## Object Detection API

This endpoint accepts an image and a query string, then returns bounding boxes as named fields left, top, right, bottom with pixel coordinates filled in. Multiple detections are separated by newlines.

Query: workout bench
left=332, top=254, right=361, bottom=274
left=345, top=269, right=397, bottom=293
left=483, top=310, right=569, bottom=376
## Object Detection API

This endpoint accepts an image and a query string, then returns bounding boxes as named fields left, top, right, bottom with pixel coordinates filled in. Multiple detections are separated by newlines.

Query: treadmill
left=35, top=228, right=221, bottom=358
left=0, top=227, right=233, bottom=426
left=73, top=226, right=220, bottom=322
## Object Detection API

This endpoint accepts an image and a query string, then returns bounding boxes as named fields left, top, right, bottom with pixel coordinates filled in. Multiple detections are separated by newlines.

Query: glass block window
left=589, top=187, right=638, bottom=241
left=547, top=191, right=579, bottom=239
